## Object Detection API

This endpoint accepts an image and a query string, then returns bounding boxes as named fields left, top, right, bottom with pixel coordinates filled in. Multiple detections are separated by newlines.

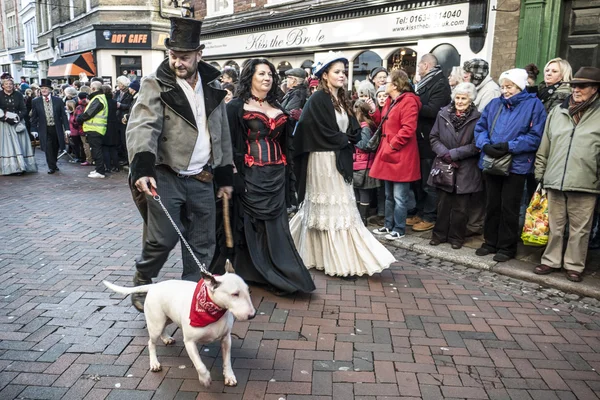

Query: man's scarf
left=569, top=93, right=599, bottom=125
left=416, top=66, right=443, bottom=94
left=189, top=279, right=226, bottom=327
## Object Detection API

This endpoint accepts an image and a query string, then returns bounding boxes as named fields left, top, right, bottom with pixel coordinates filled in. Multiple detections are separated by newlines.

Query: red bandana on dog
left=189, top=279, right=226, bottom=327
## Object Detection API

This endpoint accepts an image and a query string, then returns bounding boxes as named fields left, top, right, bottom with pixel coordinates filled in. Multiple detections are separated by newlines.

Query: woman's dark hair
left=222, top=67, right=238, bottom=82
left=353, top=99, right=375, bottom=128
left=525, top=63, right=539, bottom=80
left=317, top=60, right=353, bottom=115
left=236, top=59, right=280, bottom=105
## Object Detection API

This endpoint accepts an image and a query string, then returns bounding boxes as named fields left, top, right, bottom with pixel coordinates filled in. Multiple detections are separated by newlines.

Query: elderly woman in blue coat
left=474, top=69, right=547, bottom=262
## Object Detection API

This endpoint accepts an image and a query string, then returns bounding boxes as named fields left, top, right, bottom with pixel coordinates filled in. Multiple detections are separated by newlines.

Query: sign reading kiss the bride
left=202, top=3, right=469, bottom=57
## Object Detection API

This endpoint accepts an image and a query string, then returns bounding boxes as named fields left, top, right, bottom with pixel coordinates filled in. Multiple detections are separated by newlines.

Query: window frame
left=206, top=0, right=233, bottom=18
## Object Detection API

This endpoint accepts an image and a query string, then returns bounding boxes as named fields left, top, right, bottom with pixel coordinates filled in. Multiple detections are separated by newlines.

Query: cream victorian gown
left=290, top=109, right=396, bottom=276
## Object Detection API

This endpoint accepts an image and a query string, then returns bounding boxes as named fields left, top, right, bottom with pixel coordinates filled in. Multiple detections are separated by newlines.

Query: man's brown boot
left=131, top=271, right=152, bottom=313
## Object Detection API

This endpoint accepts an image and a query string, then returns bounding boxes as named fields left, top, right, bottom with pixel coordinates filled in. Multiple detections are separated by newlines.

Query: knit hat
left=369, top=67, right=388, bottom=81
left=78, top=92, right=88, bottom=100
left=357, top=80, right=375, bottom=98
left=499, top=68, right=529, bottom=91
left=129, top=80, right=141, bottom=92
left=376, top=85, right=387, bottom=96
left=308, top=78, right=319, bottom=88
left=463, top=58, right=489, bottom=87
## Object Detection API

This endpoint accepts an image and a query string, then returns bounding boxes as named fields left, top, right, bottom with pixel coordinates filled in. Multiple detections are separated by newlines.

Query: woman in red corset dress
left=210, top=59, right=315, bottom=295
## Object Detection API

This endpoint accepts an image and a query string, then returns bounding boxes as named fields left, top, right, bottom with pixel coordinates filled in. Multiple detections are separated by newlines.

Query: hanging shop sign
left=22, top=60, right=39, bottom=68
left=203, top=3, right=470, bottom=57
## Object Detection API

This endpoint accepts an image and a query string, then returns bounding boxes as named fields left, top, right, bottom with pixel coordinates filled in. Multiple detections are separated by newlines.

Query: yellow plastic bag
left=521, top=184, right=549, bottom=246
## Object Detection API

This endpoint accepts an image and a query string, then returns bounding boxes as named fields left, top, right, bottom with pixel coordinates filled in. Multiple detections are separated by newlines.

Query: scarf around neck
left=538, top=82, right=562, bottom=104
left=569, top=93, right=599, bottom=125
left=189, top=279, right=226, bottom=327
left=416, top=66, right=443, bottom=94
left=449, top=103, right=475, bottom=130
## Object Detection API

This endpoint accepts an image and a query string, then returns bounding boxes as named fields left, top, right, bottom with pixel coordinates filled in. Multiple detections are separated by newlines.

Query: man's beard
left=172, top=62, right=197, bottom=80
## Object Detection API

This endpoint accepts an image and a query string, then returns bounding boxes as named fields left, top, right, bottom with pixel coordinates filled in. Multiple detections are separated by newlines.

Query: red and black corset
left=242, top=111, right=288, bottom=167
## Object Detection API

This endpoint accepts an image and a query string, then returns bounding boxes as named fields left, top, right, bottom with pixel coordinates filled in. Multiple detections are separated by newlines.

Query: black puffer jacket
left=416, top=72, right=451, bottom=159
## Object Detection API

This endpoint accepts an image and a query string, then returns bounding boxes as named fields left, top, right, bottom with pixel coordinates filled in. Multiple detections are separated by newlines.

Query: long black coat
left=416, top=72, right=452, bottom=159
left=31, top=95, right=69, bottom=152
left=427, top=105, right=483, bottom=194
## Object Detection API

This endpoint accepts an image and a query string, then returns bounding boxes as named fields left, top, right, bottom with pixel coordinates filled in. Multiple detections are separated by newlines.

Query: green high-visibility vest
left=83, top=94, right=108, bottom=135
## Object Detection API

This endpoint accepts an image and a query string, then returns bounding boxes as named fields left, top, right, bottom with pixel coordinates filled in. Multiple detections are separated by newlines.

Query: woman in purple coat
left=428, top=82, right=482, bottom=249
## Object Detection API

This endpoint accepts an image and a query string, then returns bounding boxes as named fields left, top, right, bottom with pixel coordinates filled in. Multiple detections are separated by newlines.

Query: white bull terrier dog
left=103, top=261, right=255, bottom=387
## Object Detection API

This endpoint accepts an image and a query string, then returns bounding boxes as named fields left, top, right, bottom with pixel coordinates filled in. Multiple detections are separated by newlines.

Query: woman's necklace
left=250, top=94, right=266, bottom=106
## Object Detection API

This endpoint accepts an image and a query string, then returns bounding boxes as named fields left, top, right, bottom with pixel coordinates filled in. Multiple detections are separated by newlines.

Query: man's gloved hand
left=483, top=144, right=508, bottom=158
left=31, top=132, right=38, bottom=139
left=441, top=152, right=453, bottom=164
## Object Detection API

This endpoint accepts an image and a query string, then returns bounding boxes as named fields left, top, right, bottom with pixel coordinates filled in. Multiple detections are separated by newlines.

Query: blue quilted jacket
left=474, top=90, right=547, bottom=175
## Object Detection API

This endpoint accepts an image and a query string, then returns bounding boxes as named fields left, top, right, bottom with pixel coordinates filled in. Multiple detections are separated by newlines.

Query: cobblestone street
left=2, top=155, right=600, bottom=400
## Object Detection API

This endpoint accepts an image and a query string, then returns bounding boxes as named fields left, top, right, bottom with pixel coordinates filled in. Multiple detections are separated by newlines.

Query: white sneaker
left=88, top=171, right=105, bottom=179
left=372, top=227, right=390, bottom=235
left=385, top=231, right=405, bottom=240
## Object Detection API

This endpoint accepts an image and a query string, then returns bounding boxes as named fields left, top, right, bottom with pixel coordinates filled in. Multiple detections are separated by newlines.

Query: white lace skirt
left=290, top=151, right=396, bottom=277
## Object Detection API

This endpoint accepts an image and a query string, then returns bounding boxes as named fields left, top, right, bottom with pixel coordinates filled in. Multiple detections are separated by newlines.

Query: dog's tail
left=102, top=280, right=152, bottom=296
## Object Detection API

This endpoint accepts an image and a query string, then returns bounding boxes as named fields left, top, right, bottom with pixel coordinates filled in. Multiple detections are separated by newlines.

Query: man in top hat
left=126, top=17, right=233, bottom=312
left=281, top=68, right=308, bottom=121
left=31, top=79, right=70, bottom=174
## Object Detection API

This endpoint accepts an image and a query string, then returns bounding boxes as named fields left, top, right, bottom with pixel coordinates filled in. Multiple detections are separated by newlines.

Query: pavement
left=369, top=212, right=600, bottom=302
left=2, top=153, right=600, bottom=399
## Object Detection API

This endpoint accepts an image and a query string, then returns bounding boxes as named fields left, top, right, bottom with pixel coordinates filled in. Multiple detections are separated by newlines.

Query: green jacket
left=535, top=98, right=600, bottom=194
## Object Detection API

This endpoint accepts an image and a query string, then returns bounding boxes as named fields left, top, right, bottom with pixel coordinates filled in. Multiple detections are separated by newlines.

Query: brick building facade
left=490, top=0, right=521, bottom=80
left=0, top=0, right=25, bottom=80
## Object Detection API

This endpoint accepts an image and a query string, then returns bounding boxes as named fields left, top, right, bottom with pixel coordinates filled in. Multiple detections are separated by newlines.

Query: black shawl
left=293, top=90, right=360, bottom=203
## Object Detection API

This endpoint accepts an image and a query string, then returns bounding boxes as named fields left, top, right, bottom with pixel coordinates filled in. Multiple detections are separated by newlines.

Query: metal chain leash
left=150, top=187, right=214, bottom=278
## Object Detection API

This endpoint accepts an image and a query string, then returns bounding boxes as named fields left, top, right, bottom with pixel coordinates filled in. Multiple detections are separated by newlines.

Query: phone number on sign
left=397, top=9, right=462, bottom=25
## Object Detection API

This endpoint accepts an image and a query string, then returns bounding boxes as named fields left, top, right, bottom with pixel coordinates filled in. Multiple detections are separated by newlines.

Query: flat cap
left=285, top=68, right=307, bottom=79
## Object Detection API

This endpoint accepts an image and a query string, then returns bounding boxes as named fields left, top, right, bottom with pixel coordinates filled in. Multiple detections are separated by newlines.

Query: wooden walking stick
left=223, top=195, right=233, bottom=249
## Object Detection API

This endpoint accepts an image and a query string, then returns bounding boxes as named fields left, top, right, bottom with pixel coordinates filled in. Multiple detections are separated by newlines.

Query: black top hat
left=567, top=67, right=600, bottom=84
left=165, top=17, right=205, bottom=52
left=40, top=78, right=53, bottom=89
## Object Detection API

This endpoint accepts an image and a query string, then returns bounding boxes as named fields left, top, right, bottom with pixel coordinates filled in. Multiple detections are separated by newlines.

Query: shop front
left=55, top=26, right=169, bottom=86
left=202, top=0, right=496, bottom=88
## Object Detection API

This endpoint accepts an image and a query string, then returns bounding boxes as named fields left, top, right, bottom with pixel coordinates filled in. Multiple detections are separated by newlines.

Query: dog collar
left=189, top=279, right=226, bottom=327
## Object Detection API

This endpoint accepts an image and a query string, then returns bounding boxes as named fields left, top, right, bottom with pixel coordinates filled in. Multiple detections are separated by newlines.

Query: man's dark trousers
left=135, top=166, right=216, bottom=282
left=86, top=131, right=106, bottom=175
left=45, top=125, right=59, bottom=171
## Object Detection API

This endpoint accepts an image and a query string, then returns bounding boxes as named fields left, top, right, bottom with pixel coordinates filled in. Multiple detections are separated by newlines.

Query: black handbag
left=365, top=99, right=398, bottom=153
left=430, top=157, right=455, bottom=191
left=482, top=104, right=513, bottom=176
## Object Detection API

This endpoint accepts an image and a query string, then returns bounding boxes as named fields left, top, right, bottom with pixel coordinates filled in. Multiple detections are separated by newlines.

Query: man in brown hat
left=126, top=17, right=233, bottom=311
left=534, top=66, right=600, bottom=283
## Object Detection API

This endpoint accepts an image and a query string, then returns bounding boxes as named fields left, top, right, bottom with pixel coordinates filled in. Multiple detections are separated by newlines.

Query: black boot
left=358, top=203, right=369, bottom=226
left=131, top=271, right=152, bottom=313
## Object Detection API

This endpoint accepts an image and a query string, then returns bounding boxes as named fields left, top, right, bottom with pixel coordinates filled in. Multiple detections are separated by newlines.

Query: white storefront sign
left=204, top=3, right=469, bottom=57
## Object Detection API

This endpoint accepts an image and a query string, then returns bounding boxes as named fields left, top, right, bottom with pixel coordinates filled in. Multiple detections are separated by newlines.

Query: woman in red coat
left=370, top=70, right=421, bottom=240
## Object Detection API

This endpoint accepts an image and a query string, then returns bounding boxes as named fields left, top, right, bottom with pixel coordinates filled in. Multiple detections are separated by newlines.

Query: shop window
left=353, top=51, right=382, bottom=83
left=388, top=48, right=418, bottom=81
left=116, top=56, right=142, bottom=82
left=430, top=44, right=461, bottom=78
left=207, top=0, right=233, bottom=17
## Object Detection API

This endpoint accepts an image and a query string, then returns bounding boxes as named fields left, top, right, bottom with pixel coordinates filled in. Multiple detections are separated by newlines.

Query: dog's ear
left=202, top=272, right=220, bottom=289
left=224, top=259, right=235, bottom=274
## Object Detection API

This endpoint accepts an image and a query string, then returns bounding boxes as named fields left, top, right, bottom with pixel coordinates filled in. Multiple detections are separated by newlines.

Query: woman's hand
left=365, top=98, right=377, bottom=114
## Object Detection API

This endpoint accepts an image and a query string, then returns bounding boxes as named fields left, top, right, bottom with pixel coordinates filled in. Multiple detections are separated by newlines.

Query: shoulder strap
left=377, top=97, right=400, bottom=130
left=488, top=103, right=503, bottom=139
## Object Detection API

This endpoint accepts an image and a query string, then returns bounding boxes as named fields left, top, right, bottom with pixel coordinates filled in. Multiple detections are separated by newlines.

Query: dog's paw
left=149, top=362, right=162, bottom=372
left=162, top=336, right=175, bottom=345
left=198, top=372, right=212, bottom=387
left=224, top=373, right=237, bottom=387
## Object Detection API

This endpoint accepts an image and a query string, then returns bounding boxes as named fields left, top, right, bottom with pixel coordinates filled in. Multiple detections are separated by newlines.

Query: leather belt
left=176, top=165, right=213, bottom=183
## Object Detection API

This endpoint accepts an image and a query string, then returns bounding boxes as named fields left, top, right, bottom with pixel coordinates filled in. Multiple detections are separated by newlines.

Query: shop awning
left=47, top=52, right=96, bottom=78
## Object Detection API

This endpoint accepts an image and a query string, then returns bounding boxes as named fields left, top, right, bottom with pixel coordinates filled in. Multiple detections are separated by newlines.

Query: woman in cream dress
left=290, top=52, right=396, bottom=278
